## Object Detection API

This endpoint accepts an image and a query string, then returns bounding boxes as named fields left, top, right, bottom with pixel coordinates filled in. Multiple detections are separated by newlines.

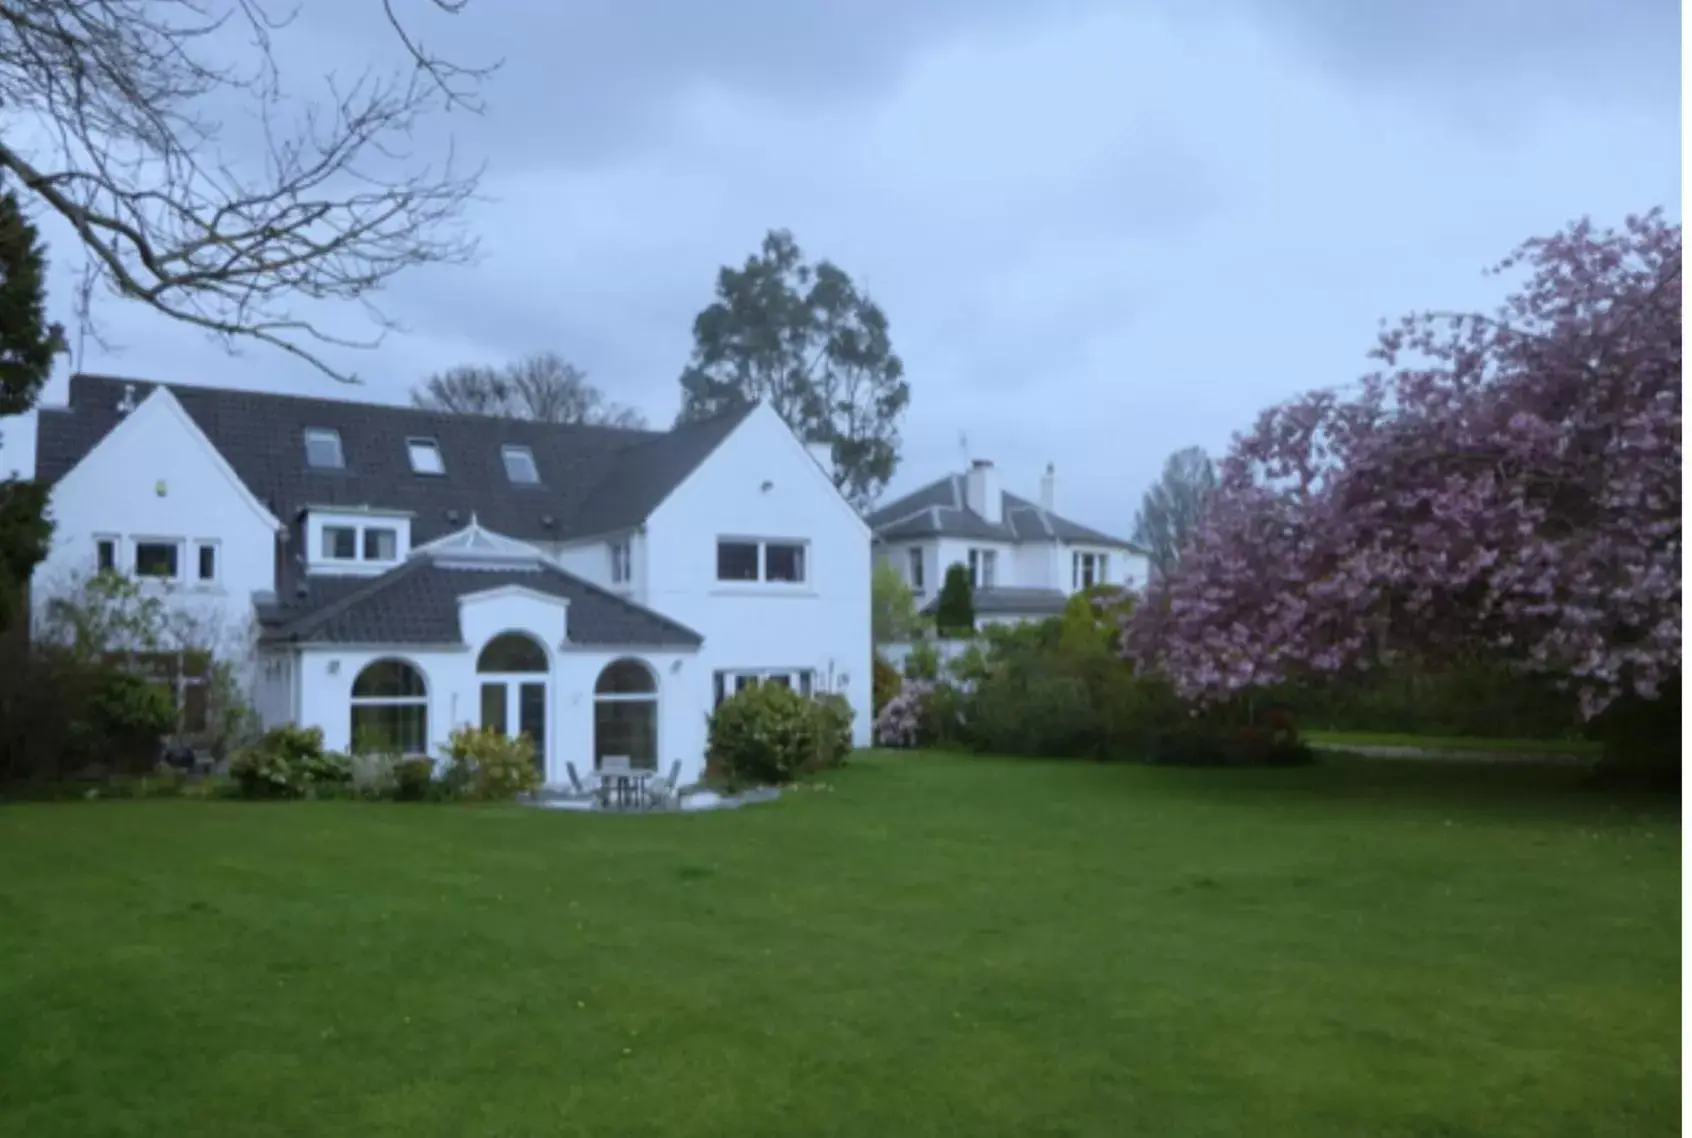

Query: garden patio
left=0, top=751, right=1677, bottom=1137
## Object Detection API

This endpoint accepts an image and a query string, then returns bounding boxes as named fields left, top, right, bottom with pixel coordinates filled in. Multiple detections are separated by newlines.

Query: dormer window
left=304, top=428, right=344, bottom=469
left=502, top=445, right=539, bottom=485
left=407, top=437, right=444, bottom=475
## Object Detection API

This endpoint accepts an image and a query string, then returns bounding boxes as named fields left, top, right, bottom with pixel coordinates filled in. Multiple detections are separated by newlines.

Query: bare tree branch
left=0, top=0, right=496, bottom=381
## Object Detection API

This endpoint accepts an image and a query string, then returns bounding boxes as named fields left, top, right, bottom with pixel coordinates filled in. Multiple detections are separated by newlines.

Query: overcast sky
left=7, top=0, right=1681, bottom=536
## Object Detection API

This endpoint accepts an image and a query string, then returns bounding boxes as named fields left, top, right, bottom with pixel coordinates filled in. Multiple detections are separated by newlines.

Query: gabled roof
left=36, top=373, right=753, bottom=545
left=258, top=557, right=703, bottom=647
left=868, top=473, right=1143, bottom=551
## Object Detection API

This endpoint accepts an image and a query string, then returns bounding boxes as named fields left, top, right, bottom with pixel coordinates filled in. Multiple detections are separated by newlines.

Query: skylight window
left=501, top=445, right=539, bottom=485
left=407, top=437, right=444, bottom=475
left=304, top=427, right=344, bottom=469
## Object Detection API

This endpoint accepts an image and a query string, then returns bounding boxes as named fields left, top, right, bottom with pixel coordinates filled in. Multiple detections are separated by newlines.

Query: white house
left=30, top=373, right=872, bottom=787
left=868, top=459, right=1148, bottom=627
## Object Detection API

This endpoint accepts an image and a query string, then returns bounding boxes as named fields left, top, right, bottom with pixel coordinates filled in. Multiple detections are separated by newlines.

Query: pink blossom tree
left=1125, top=211, right=1680, bottom=729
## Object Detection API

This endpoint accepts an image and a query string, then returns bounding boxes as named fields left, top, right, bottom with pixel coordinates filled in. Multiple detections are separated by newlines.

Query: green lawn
left=1306, top=731, right=1604, bottom=756
left=0, top=753, right=1678, bottom=1138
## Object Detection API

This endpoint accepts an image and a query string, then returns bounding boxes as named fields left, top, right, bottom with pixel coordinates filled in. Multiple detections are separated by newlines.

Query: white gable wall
left=644, top=403, right=872, bottom=746
left=33, top=388, right=275, bottom=661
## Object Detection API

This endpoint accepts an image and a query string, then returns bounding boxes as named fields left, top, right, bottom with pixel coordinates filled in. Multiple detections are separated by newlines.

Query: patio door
left=476, top=633, right=549, bottom=778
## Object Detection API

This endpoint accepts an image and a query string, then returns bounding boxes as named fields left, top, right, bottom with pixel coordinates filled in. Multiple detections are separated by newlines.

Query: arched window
left=350, top=659, right=428, bottom=754
left=477, top=633, right=547, bottom=673
left=594, top=658, right=657, bottom=770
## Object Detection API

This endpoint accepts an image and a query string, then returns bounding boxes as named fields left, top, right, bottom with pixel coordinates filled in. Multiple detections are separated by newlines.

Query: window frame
left=362, top=526, right=399, bottom=562
left=94, top=534, right=119, bottom=574
left=349, top=658, right=430, bottom=755
left=1072, top=551, right=1109, bottom=590
left=322, top=525, right=358, bottom=561
left=609, top=539, right=632, bottom=585
left=712, top=668, right=817, bottom=707
left=194, top=540, right=219, bottom=585
left=406, top=437, right=445, bottom=476
left=763, top=541, right=806, bottom=583
left=716, top=538, right=811, bottom=585
left=501, top=444, right=540, bottom=485
left=715, top=539, right=761, bottom=582
left=303, top=427, right=345, bottom=470
left=906, top=546, right=924, bottom=592
left=133, top=538, right=183, bottom=582
left=968, top=547, right=998, bottom=590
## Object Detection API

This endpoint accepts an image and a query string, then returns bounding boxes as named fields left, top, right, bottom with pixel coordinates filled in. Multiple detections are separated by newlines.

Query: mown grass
left=1306, top=730, right=1603, bottom=756
left=0, top=752, right=1677, bottom=1137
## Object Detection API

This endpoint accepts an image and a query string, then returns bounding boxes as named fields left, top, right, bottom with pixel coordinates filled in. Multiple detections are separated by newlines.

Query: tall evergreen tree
left=0, top=187, right=64, bottom=627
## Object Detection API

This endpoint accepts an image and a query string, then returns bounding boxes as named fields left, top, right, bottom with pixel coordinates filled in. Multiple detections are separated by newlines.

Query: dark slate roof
left=36, top=373, right=753, bottom=545
left=868, top=473, right=1144, bottom=551
left=258, top=560, right=703, bottom=647
left=919, top=586, right=1071, bottom=617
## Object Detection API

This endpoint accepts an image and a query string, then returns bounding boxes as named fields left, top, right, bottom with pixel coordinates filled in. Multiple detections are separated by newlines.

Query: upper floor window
left=502, top=444, right=539, bottom=484
left=906, top=547, right=924, bottom=591
left=610, top=539, right=632, bottom=584
left=196, top=541, right=218, bottom=583
left=1073, top=551, right=1109, bottom=589
left=717, top=540, right=759, bottom=581
left=323, top=525, right=358, bottom=560
left=765, top=542, right=806, bottom=583
left=407, top=438, right=444, bottom=475
left=363, top=527, right=398, bottom=561
left=717, top=539, right=807, bottom=584
left=968, top=548, right=997, bottom=589
left=304, top=427, right=344, bottom=469
left=134, top=540, right=180, bottom=580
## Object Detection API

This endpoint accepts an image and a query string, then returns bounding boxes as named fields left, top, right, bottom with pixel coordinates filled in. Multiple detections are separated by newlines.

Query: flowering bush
left=874, top=680, right=932, bottom=747
left=1126, top=212, right=1681, bottom=722
left=440, top=726, right=540, bottom=801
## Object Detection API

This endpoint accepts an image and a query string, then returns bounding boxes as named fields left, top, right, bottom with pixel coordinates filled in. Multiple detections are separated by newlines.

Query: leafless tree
left=0, top=0, right=494, bottom=381
left=413, top=350, right=647, bottom=427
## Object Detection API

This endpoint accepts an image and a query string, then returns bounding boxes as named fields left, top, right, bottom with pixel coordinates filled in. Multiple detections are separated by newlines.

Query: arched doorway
left=594, top=659, right=657, bottom=771
left=477, top=632, right=548, bottom=776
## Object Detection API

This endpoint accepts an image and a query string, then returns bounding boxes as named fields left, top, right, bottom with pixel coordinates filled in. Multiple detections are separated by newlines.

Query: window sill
left=709, top=584, right=817, bottom=598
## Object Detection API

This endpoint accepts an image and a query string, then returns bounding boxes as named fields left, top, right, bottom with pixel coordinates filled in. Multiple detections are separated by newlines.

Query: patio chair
left=600, top=755, right=632, bottom=809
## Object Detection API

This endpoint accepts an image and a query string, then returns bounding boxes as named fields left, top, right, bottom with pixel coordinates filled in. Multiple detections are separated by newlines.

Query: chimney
left=965, top=458, right=1002, bottom=524
left=1040, top=462, right=1055, bottom=512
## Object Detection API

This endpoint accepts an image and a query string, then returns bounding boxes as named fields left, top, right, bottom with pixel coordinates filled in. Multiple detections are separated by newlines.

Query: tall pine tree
left=0, top=187, right=64, bottom=627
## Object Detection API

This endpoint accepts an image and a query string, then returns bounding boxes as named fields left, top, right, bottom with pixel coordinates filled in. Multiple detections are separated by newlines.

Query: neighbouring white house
left=29, top=373, right=872, bottom=787
left=868, top=458, right=1149, bottom=628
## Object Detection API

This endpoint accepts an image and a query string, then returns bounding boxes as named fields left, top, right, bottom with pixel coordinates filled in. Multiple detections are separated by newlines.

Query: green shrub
left=809, top=693, right=854, bottom=770
left=934, top=563, right=974, bottom=636
left=229, top=725, right=351, bottom=799
left=86, top=669, right=176, bottom=767
left=903, top=640, right=941, bottom=681
left=873, top=653, right=901, bottom=715
left=708, top=682, right=826, bottom=785
left=441, top=726, right=540, bottom=801
left=393, top=757, right=439, bottom=802
left=968, top=671, right=1096, bottom=757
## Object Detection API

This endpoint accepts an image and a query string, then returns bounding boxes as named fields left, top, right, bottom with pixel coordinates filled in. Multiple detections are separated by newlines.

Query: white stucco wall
left=295, top=628, right=703, bottom=788
left=32, top=389, right=276, bottom=667
left=644, top=403, right=873, bottom=745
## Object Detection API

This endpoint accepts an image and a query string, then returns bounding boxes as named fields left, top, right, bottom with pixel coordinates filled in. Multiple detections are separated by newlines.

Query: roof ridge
left=68, top=371, right=666, bottom=442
